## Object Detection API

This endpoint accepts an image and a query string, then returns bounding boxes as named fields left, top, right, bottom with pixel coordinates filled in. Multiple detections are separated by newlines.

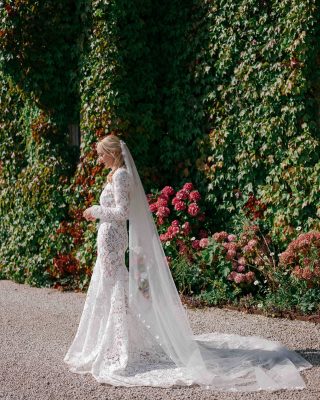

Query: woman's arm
left=88, top=168, right=131, bottom=221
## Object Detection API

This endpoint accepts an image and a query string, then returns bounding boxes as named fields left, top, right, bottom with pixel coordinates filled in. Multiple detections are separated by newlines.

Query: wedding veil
left=119, top=139, right=312, bottom=392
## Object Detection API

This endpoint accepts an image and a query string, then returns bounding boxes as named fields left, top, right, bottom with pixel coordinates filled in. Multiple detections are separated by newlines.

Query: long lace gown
left=63, top=167, right=180, bottom=386
left=63, top=166, right=312, bottom=390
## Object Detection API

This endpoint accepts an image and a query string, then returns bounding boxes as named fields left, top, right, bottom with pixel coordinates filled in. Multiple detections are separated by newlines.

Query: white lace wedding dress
left=64, top=167, right=182, bottom=386
left=63, top=166, right=312, bottom=391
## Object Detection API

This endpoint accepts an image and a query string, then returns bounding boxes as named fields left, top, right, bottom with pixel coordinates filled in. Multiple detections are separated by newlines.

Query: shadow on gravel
left=297, top=349, right=320, bottom=366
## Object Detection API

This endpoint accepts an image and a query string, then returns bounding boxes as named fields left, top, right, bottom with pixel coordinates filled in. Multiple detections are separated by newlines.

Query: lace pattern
left=89, top=167, right=131, bottom=222
left=64, top=166, right=178, bottom=385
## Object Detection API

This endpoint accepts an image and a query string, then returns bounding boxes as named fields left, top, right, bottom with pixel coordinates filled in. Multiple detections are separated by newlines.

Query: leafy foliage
left=0, top=0, right=91, bottom=127
left=197, top=0, right=320, bottom=239
left=0, top=0, right=319, bottom=318
left=0, top=1, right=92, bottom=287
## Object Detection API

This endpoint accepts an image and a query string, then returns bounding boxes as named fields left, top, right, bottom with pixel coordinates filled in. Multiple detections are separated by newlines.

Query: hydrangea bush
left=147, top=182, right=208, bottom=264
left=279, top=231, right=320, bottom=286
left=152, top=188, right=320, bottom=314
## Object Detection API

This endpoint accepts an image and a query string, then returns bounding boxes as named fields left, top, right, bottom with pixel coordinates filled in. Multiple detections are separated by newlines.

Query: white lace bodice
left=89, top=166, right=131, bottom=223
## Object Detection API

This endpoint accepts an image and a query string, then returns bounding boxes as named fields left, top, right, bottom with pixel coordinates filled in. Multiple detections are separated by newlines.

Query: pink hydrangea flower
left=301, top=268, right=313, bottom=280
left=171, top=220, right=180, bottom=227
left=238, top=256, right=247, bottom=266
left=156, top=206, right=170, bottom=218
left=227, top=271, right=237, bottom=281
left=191, top=239, right=201, bottom=250
left=247, top=239, right=258, bottom=247
left=157, top=198, right=168, bottom=207
left=232, top=261, right=238, bottom=270
left=199, top=238, right=209, bottom=248
left=222, top=242, right=238, bottom=251
left=237, top=265, right=245, bottom=273
left=297, top=239, right=309, bottom=250
left=226, top=249, right=236, bottom=260
left=227, top=234, right=237, bottom=242
left=149, top=203, right=158, bottom=212
left=182, top=221, right=191, bottom=235
left=234, top=273, right=246, bottom=283
left=188, top=202, right=200, bottom=216
left=173, top=226, right=180, bottom=235
left=166, top=225, right=179, bottom=239
left=158, top=193, right=169, bottom=201
left=168, top=226, right=179, bottom=236
left=183, top=182, right=194, bottom=192
left=189, top=190, right=201, bottom=202
left=279, top=249, right=295, bottom=265
left=176, top=189, right=189, bottom=200
left=173, top=200, right=186, bottom=211
left=161, top=186, right=175, bottom=196
left=228, top=242, right=238, bottom=251
left=243, top=244, right=254, bottom=253
left=245, top=271, right=255, bottom=282
left=160, top=233, right=168, bottom=241
left=212, top=231, right=229, bottom=242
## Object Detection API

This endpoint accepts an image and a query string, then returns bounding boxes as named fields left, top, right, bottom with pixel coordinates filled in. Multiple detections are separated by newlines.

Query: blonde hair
left=96, top=134, right=125, bottom=187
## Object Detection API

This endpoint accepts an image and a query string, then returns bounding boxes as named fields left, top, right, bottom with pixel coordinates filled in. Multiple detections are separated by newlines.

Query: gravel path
left=0, top=279, right=319, bottom=400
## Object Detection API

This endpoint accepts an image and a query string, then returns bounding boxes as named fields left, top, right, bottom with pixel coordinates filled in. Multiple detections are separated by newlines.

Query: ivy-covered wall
left=79, top=0, right=210, bottom=188
left=0, top=0, right=319, bottom=290
left=0, top=1, right=92, bottom=286
left=197, top=0, right=320, bottom=242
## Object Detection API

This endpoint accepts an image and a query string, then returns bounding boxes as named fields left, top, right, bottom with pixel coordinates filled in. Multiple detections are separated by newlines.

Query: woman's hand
left=83, top=208, right=96, bottom=221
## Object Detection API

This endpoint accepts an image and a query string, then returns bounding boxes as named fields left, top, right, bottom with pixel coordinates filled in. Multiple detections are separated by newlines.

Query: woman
left=64, top=134, right=312, bottom=391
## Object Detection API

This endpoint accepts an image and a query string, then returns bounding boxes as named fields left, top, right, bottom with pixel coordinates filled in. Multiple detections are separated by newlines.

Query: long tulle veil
left=119, top=139, right=312, bottom=392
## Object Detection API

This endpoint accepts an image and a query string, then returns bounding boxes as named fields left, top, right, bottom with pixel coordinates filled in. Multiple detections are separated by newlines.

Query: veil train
left=120, top=139, right=312, bottom=392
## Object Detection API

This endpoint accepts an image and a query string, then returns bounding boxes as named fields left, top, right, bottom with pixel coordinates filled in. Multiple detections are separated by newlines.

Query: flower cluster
left=214, top=232, right=257, bottom=284
left=148, top=182, right=207, bottom=263
left=210, top=224, right=274, bottom=286
left=228, top=270, right=255, bottom=284
left=148, top=183, right=205, bottom=222
left=279, top=231, right=320, bottom=284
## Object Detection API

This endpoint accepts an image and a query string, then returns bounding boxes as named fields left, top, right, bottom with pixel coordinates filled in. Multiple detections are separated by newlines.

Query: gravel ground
left=0, top=279, right=319, bottom=400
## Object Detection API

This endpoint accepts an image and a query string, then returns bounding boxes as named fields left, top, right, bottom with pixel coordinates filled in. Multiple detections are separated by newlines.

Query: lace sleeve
left=90, top=168, right=131, bottom=221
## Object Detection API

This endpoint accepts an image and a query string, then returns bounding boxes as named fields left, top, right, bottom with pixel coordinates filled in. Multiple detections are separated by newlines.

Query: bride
left=63, top=134, right=312, bottom=391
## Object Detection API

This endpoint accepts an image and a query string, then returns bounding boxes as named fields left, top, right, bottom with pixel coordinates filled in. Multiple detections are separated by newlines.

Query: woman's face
left=97, top=148, right=114, bottom=169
